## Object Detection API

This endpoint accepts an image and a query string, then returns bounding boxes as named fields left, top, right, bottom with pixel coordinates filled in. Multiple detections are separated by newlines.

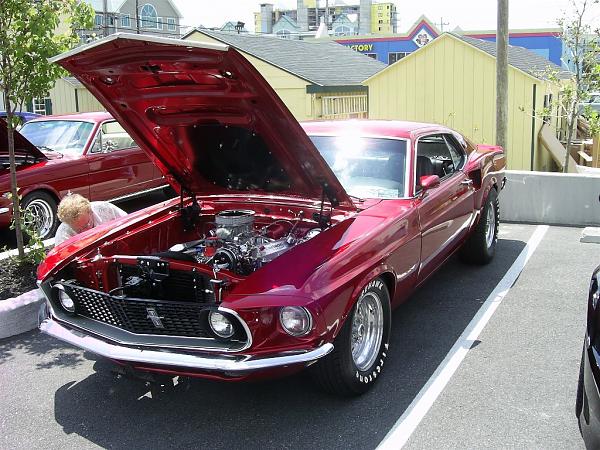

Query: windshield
left=19, top=120, right=95, bottom=155
left=309, top=135, right=408, bottom=199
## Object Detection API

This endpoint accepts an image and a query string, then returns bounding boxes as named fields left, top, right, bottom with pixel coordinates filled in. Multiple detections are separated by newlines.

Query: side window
left=90, top=121, right=136, bottom=153
left=443, top=134, right=466, bottom=171
left=415, top=134, right=455, bottom=189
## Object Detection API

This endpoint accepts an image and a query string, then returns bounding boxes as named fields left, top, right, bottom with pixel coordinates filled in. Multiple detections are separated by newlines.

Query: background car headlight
left=280, top=306, right=312, bottom=336
left=208, top=311, right=235, bottom=338
left=57, top=287, right=75, bottom=313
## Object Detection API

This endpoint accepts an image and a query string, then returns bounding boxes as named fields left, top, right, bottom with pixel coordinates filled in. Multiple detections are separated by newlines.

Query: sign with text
left=345, top=43, right=374, bottom=53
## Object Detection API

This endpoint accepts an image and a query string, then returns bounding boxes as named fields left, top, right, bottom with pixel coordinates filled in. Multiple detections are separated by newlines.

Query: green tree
left=555, top=0, right=600, bottom=172
left=0, top=0, right=94, bottom=258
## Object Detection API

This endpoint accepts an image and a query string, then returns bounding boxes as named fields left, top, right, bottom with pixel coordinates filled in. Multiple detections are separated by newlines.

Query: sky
left=174, top=0, right=600, bottom=34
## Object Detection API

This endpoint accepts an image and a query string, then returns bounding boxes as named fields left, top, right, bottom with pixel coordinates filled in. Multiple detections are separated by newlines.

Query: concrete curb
left=0, top=238, right=54, bottom=261
left=581, top=227, right=600, bottom=244
left=0, top=288, right=44, bottom=339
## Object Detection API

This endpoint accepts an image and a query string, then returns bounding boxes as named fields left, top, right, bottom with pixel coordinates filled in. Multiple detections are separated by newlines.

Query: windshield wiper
left=37, top=145, right=55, bottom=152
left=348, top=194, right=365, bottom=203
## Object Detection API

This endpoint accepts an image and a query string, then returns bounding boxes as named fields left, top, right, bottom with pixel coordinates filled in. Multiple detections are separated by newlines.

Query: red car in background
left=38, top=34, right=505, bottom=396
left=0, top=112, right=166, bottom=239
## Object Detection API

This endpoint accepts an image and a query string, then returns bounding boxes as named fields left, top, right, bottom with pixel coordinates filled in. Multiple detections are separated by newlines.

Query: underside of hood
left=0, top=119, right=47, bottom=161
left=51, top=34, right=353, bottom=208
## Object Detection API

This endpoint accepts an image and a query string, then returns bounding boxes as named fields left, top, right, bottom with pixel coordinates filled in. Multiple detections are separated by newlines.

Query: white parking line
left=377, top=225, right=549, bottom=450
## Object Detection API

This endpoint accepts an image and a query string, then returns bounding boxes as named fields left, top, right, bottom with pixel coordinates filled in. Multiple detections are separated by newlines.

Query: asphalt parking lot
left=0, top=222, right=595, bottom=449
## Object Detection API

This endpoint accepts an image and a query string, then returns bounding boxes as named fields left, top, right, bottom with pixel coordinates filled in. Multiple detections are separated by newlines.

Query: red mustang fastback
left=38, top=34, right=505, bottom=395
left=0, top=112, right=166, bottom=239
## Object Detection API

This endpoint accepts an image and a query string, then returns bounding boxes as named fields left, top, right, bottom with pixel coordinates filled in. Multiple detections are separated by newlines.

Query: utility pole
left=435, top=17, right=449, bottom=32
left=496, top=0, right=509, bottom=152
left=135, top=0, right=140, bottom=34
left=325, top=0, right=329, bottom=31
left=103, top=0, right=108, bottom=36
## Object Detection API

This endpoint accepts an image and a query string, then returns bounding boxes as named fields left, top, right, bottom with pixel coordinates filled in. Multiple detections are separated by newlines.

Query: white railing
left=321, top=94, right=368, bottom=119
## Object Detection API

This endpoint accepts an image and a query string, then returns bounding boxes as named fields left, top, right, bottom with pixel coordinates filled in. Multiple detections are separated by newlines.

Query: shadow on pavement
left=0, top=330, right=89, bottom=370
left=46, top=237, right=527, bottom=450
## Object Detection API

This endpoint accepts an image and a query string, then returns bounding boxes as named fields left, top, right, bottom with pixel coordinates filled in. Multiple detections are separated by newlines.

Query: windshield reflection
left=20, top=120, right=95, bottom=155
left=309, top=135, right=408, bottom=199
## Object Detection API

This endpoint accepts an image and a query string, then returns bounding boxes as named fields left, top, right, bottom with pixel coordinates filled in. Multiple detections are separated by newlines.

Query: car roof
left=300, top=120, right=453, bottom=140
left=26, top=111, right=112, bottom=123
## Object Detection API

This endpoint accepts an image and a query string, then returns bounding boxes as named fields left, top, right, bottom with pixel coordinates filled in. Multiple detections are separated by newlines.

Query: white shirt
left=54, top=201, right=127, bottom=246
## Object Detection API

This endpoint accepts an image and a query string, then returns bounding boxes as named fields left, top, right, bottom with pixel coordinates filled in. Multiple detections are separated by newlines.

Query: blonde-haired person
left=55, top=193, right=127, bottom=245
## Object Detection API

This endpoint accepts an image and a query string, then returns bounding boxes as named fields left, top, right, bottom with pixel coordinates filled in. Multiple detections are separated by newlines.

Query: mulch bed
left=0, top=258, right=38, bottom=300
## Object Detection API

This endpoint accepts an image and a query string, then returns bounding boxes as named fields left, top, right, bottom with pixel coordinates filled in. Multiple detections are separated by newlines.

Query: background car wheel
left=310, top=277, right=391, bottom=396
left=22, top=191, right=58, bottom=240
left=460, top=188, right=499, bottom=265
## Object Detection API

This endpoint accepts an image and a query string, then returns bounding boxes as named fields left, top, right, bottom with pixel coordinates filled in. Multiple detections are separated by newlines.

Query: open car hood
left=0, top=119, right=47, bottom=161
left=51, top=34, right=353, bottom=208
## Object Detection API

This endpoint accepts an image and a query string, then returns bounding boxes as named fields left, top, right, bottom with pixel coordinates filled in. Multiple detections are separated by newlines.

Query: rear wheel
left=22, top=191, right=58, bottom=240
left=460, top=189, right=499, bottom=265
left=311, top=278, right=391, bottom=396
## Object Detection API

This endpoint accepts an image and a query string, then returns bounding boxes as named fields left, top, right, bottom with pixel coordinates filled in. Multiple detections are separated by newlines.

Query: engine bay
left=52, top=203, right=336, bottom=308
left=167, top=209, right=322, bottom=276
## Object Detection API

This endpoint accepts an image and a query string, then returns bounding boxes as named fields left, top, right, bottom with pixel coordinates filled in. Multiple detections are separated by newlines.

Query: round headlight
left=58, top=288, right=75, bottom=313
left=280, top=306, right=312, bottom=336
left=208, top=311, right=235, bottom=338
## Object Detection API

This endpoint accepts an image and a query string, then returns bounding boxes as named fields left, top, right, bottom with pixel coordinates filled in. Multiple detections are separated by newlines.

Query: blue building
left=330, top=15, right=565, bottom=67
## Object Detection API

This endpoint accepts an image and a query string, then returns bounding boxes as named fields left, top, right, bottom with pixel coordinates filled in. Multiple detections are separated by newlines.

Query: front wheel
left=311, top=278, right=391, bottom=396
left=22, top=191, right=58, bottom=240
left=460, top=188, right=499, bottom=265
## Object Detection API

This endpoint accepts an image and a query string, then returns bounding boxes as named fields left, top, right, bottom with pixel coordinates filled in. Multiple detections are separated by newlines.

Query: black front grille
left=62, top=283, right=216, bottom=337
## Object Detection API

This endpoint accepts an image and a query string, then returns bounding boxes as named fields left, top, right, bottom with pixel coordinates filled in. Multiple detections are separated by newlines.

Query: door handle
left=461, top=179, right=474, bottom=186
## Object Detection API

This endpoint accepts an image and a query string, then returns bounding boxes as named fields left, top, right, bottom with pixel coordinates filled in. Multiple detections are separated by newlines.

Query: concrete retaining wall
left=500, top=170, right=600, bottom=226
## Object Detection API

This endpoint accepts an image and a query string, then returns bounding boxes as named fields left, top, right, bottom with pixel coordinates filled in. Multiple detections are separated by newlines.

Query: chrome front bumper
left=39, top=318, right=333, bottom=373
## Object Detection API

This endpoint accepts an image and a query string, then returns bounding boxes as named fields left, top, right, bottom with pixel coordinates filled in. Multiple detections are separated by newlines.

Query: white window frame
left=140, top=3, right=158, bottom=29
left=167, top=17, right=176, bottom=31
left=33, top=97, right=48, bottom=115
left=121, top=14, right=130, bottom=28
left=276, top=29, right=291, bottom=39
left=95, top=14, right=103, bottom=26
left=334, top=25, right=352, bottom=36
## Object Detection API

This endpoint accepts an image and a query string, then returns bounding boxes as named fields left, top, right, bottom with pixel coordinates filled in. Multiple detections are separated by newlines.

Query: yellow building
left=49, top=77, right=104, bottom=114
left=371, top=2, right=395, bottom=34
left=22, top=77, right=105, bottom=116
left=364, top=33, right=568, bottom=171
left=183, top=29, right=385, bottom=121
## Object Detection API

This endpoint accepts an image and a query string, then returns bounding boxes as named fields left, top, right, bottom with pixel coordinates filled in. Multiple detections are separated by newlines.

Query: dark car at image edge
left=578, top=266, right=600, bottom=448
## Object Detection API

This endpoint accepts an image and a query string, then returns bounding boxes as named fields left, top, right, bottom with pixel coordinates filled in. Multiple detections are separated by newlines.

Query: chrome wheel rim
left=351, top=291, right=384, bottom=371
left=24, top=199, right=54, bottom=239
left=485, top=204, right=496, bottom=249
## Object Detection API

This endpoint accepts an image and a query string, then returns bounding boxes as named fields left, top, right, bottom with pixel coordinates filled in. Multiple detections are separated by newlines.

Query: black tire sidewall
left=340, top=278, right=391, bottom=393
left=22, top=191, right=58, bottom=240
